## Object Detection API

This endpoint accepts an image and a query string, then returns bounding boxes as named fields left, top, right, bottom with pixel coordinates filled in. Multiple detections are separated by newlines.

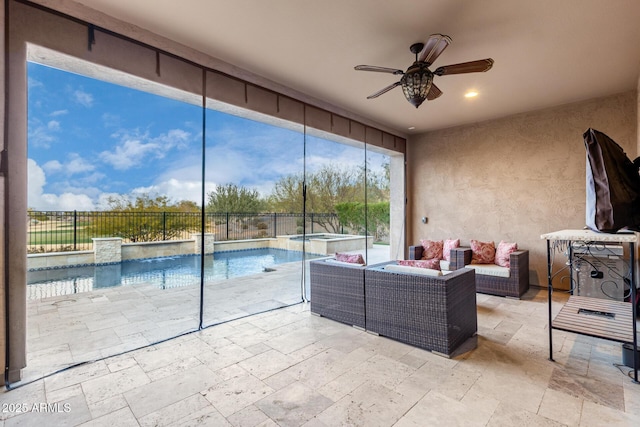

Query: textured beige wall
left=407, top=91, right=637, bottom=287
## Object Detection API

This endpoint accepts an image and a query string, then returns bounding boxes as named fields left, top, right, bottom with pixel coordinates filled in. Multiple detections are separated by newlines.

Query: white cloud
left=100, top=128, right=192, bottom=170
left=28, top=158, right=95, bottom=211
left=65, top=153, right=95, bottom=175
left=131, top=178, right=216, bottom=205
left=28, top=159, right=47, bottom=206
left=101, top=112, right=121, bottom=128
left=42, top=160, right=63, bottom=174
left=50, top=110, right=68, bottom=117
left=79, top=172, right=106, bottom=185
left=73, top=89, right=93, bottom=107
left=158, top=129, right=191, bottom=150
left=100, top=138, right=159, bottom=170
left=42, top=154, right=95, bottom=176
left=47, top=120, right=60, bottom=131
left=28, top=118, right=59, bottom=148
left=40, top=193, right=95, bottom=211
left=95, top=192, right=123, bottom=210
left=28, top=77, right=43, bottom=89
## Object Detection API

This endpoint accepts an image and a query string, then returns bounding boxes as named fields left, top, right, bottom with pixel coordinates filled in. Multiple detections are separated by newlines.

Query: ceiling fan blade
left=434, top=59, right=494, bottom=76
left=418, top=33, right=452, bottom=65
left=355, top=65, right=404, bottom=75
left=426, top=83, right=442, bottom=100
left=366, top=81, right=402, bottom=99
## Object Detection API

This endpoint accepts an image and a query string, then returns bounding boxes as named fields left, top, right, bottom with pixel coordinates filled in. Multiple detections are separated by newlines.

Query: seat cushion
left=466, top=263, right=510, bottom=278
left=384, top=264, right=443, bottom=276
left=398, top=259, right=440, bottom=270
left=325, top=258, right=366, bottom=267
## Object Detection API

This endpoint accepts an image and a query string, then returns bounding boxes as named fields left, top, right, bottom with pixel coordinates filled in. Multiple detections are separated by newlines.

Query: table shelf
left=552, top=296, right=634, bottom=343
left=541, top=229, right=638, bottom=383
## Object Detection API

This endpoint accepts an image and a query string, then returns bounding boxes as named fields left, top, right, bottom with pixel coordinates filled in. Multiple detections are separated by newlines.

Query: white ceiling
left=72, top=0, right=640, bottom=134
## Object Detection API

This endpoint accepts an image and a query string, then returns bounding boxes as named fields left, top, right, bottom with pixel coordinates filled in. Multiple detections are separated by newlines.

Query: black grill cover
left=584, top=128, right=640, bottom=232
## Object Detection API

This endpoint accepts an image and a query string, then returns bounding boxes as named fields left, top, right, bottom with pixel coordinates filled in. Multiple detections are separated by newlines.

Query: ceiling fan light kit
left=400, top=63, right=433, bottom=108
left=355, top=34, right=494, bottom=108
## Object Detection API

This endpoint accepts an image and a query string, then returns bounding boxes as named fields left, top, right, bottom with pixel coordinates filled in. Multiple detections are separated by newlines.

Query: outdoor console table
left=541, top=229, right=638, bottom=383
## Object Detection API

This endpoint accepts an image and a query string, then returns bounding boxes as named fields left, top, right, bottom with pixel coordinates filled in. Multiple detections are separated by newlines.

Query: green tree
left=86, top=194, right=200, bottom=242
left=268, top=163, right=392, bottom=234
left=335, top=201, right=390, bottom=242
left=268, top=175, right=304, bottom=213
left=206, top=183, right=264, bottom=213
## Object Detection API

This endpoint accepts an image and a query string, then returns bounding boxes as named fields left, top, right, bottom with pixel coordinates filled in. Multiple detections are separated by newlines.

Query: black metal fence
left=27, top=210, right=341, bottom=253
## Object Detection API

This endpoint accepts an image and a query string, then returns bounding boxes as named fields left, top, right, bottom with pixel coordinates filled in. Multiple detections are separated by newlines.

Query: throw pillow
left=420, top=239, right=444, bottom=260
left=335, top=252, right=365, bottom=265
left=443, top=238, right=460, bottom=262
left=398, top=258, right=441, bottom=270
left=470, top=240, right=496, bottom=264
left=495, top=241, right=517, bottom=268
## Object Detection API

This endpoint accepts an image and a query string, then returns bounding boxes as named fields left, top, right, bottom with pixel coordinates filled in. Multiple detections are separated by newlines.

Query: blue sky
left=27, top=62, right=387, bottom=211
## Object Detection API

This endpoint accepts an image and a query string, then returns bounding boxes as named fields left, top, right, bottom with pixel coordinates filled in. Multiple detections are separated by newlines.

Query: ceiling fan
left=355, top=34, right=494, bottom=108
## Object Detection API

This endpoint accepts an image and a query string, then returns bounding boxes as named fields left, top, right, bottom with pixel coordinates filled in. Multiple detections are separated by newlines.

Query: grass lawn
left=28, top=230, right=92, bottom=245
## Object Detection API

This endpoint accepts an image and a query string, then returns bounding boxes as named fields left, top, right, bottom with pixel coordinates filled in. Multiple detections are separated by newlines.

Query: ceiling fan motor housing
left=401, top=62, right=433, bottom=108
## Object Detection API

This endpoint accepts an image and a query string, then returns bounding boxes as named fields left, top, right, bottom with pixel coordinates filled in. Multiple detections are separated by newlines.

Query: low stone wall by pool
left=274, top=233, right=373, bottom=255
left=28, top=233, right=215, bottom=270
left=27, top=233, right=373, bottom=270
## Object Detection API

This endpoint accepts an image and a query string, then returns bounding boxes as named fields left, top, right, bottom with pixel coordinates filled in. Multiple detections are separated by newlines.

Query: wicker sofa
left=309, top=258, right=366, bottom=328
left=364, top=263, right=477, bottom=357
left=409, top=244, right=529, bottom=298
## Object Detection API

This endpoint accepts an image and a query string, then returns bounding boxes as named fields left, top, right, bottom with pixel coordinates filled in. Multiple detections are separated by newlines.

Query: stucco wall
left=406, top=91, right=637, bottom=288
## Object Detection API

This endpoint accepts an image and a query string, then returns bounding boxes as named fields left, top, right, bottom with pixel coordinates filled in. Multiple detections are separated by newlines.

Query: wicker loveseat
left=364, top=262, right=477, bottom=357
left=309, top=258, right=366, bottom=328
left=409, top=244, right=529, bottom=298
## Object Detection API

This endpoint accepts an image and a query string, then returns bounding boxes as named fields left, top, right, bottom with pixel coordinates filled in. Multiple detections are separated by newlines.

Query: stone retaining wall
left=28, top=233, right=215, bottom=270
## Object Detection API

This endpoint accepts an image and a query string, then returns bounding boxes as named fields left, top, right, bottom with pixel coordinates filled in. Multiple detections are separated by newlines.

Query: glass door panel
left=26, top=62, right=202, bottom=381
left=202, top=108, right=306, bottom=326
left=303, top=134, right=367, bottom=301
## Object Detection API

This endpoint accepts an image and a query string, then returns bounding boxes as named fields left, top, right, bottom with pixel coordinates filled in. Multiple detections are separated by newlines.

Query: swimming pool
left=27, top=248, right=320, bottom=300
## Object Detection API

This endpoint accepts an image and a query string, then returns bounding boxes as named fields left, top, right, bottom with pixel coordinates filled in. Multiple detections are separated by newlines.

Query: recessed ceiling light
left=408, top=126, right=416, bottom=130
left=465, top=91, right=478, bottom=98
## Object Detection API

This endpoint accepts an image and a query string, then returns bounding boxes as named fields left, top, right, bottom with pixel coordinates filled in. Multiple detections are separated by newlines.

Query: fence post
left=310, top=213, right=314, bottom=234
left=226, top=212, right=230, bottom=241
left=163, top=211, right=167, bottom=241
left=73, top=210, right=77, bottom=250
left=273, top=212, right=277, bottom=238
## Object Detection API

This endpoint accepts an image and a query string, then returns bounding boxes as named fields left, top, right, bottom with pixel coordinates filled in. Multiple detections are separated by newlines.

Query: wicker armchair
left=408, top=245, right=530, bottom=298
left=467, top=249, right=529, bottom=298
left=364, top=263, right=477, bottom=357
left=309, top=259, right=366, bottom=328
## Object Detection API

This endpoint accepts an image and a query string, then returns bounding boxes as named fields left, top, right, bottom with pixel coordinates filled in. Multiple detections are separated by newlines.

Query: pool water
left=27, top=248, right=319, bottom=300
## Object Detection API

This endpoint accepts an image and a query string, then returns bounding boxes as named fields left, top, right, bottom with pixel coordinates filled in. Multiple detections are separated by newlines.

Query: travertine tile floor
left=19, top=246, right=392, bottom=385
left=2, top=287, right=640, bottom=426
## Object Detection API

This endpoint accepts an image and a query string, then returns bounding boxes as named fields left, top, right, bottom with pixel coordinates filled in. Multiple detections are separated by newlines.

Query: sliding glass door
left=26, top=61, right=203, bottom=381
left=201, top=108, right=306, bottom=327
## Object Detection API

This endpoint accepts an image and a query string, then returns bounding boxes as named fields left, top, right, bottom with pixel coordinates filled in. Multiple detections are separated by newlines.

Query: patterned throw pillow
left=495, top=241, right=517, bottom=268
left=470, top=240, right=496, bottom=264
left=420, top=239, right=444, bottom=260
left=335, top=252, right=365, bottom=265
left=443, top=238, right=460, bottom=262
left=398, top=259, right=441, bottom=270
